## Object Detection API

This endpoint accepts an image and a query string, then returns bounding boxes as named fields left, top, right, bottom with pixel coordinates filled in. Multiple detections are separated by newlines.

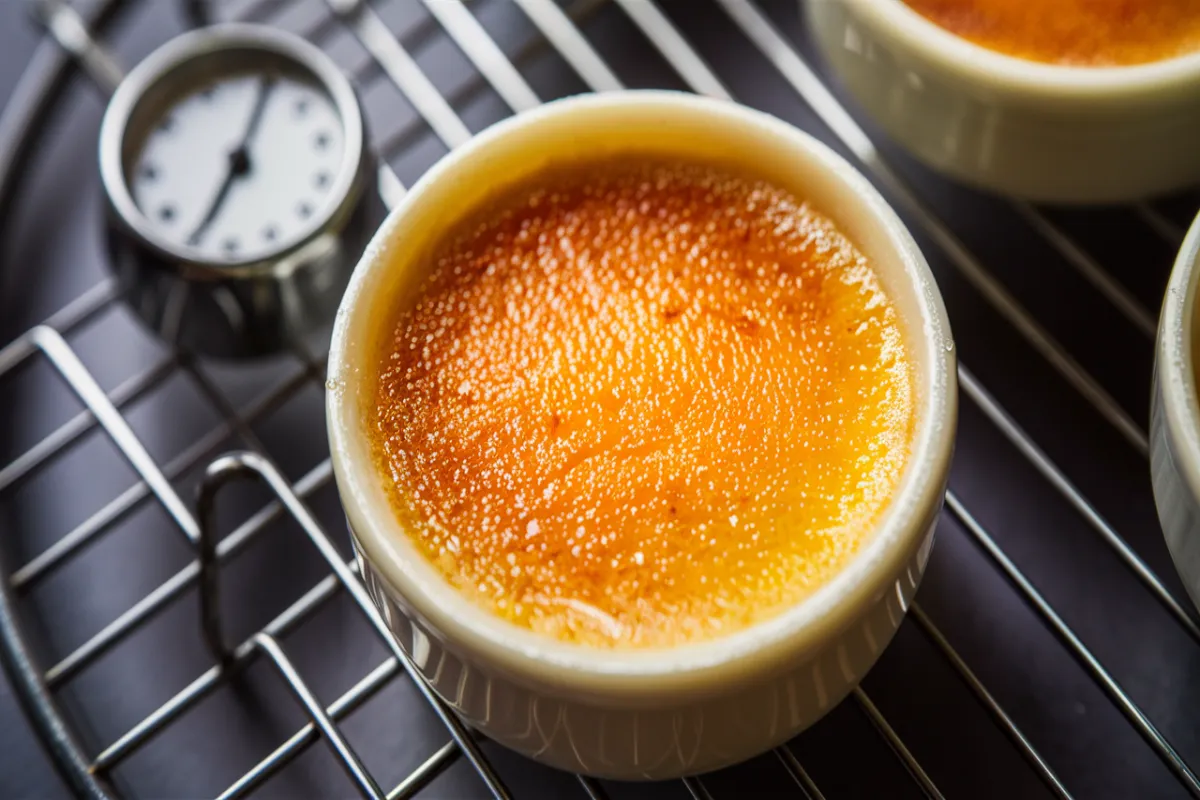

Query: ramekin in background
left=326, top=92, right=957, bottom=779
left=805, top=0, right=1200, bottom=204
left=1152, top=215, right=1200, bottom=613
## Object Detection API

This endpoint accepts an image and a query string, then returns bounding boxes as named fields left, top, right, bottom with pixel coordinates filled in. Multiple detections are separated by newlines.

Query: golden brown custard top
left=904, top=0, right=1200, bottom=66
left=369, top=156, right=914, bottom=648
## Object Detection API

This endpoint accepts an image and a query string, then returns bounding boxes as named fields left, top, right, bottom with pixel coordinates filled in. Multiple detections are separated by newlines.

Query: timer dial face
left=128, top=72, right=345, bottom=264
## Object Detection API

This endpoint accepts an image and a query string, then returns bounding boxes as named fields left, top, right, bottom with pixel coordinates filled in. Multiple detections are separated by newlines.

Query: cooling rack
left=2, top=0, right=1200, bottom=797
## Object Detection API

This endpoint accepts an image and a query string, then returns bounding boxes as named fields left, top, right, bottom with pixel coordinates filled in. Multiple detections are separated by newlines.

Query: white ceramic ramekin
left=1152, top=214, right=1200, bottom=611
left=326, top=91, right=957, bottom=779
left=805, top=0, right=1200, bottom=203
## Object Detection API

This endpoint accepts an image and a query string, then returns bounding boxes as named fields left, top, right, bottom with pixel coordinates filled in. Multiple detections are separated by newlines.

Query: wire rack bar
left=91, top=567, right=342, bottom=771
left=183, top=362, right=272, bottom=454
left=14, top=362, right=313, bottom=596
left=255, top=631, right=386, bottom=799
left=33, top=0, right=124, bottom=92
left=908, top=603, right=1072, bottom=799
left=944, top=491, right=1200, bottom=797
left=333, top=0, right=471, bottom=148
left=39, top=277, right=121, bottom=330
left=0, top=284, right=117, bottom=395
left=237, top=0, right=292, bottom=25
left=509, top=0, right=621, bottom=93
left=576, top=776, right=611, bottom=800
left=682, top=776, right=716, bottom=800
left=371, top=0, right=608, bottom=161
left=41, top=439, right=328, bottom=689
left=1135, top=202, right=1186, bottom=245
left=0, top=326, right=199, bottom=542
left=852, top=688, right=944, bottom=800
left=386, top=740, right=461, bottom=800
left=0, top=352, right=176, bottom=494
left=957, top=366, right=1200, bottom=642
left=417, top=0, right=541, bottom=109
left=1008, top=201, right=1157, bottom=337
left=0, top=279, right=117, bottom=374
left=774, top=747, right=825, bottom=800
left=217, top=656, right=402, bottom=799
left=611, top=0, right=730, bottom=99
left=420, top=0, right=540, bottom=111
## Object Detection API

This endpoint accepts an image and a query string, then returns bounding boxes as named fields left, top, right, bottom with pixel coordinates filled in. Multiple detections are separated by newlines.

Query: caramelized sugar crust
left=905, top=0, right=1200, bottom=66
left=370, top=157, right=914, bottom=648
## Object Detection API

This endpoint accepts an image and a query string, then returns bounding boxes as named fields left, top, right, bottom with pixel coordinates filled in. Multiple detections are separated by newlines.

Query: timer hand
left=187, top=74, right=276, bottom=246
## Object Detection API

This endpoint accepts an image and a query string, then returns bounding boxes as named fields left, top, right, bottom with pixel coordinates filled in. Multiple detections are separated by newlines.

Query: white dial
left=130, top=72, right=345, bottom=263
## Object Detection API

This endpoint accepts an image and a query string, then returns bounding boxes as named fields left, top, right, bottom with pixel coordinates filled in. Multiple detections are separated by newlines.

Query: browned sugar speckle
left=369, top=156, right=915, bottom=648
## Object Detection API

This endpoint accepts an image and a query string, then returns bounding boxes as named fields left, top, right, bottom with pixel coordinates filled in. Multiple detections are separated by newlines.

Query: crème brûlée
left=904, top=0, right=1200, bottom=67
left=367, top=155, right=915, bottom=649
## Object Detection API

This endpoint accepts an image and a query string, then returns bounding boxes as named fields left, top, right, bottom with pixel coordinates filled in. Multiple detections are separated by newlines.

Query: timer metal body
left=99, top=24, right=383, bottom=358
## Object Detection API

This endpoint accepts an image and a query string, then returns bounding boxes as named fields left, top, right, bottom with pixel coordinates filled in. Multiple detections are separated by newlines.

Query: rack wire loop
left=192, top=450, right=512, bottom=800
left=196, top=452, right=253, bottom=664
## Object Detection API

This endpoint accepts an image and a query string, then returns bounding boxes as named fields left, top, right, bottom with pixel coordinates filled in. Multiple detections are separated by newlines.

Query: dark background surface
left=2, top=0, right=1200, bottom=798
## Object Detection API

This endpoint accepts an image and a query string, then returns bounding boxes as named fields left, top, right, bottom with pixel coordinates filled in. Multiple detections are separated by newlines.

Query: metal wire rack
left=2, top=0, right=1199, bottom=797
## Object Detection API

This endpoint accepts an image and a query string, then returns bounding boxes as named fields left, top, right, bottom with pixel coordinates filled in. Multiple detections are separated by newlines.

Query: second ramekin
left=1152, top=213, right=1200, bottom=612
left=806, top=0, right=1200, bottom=203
